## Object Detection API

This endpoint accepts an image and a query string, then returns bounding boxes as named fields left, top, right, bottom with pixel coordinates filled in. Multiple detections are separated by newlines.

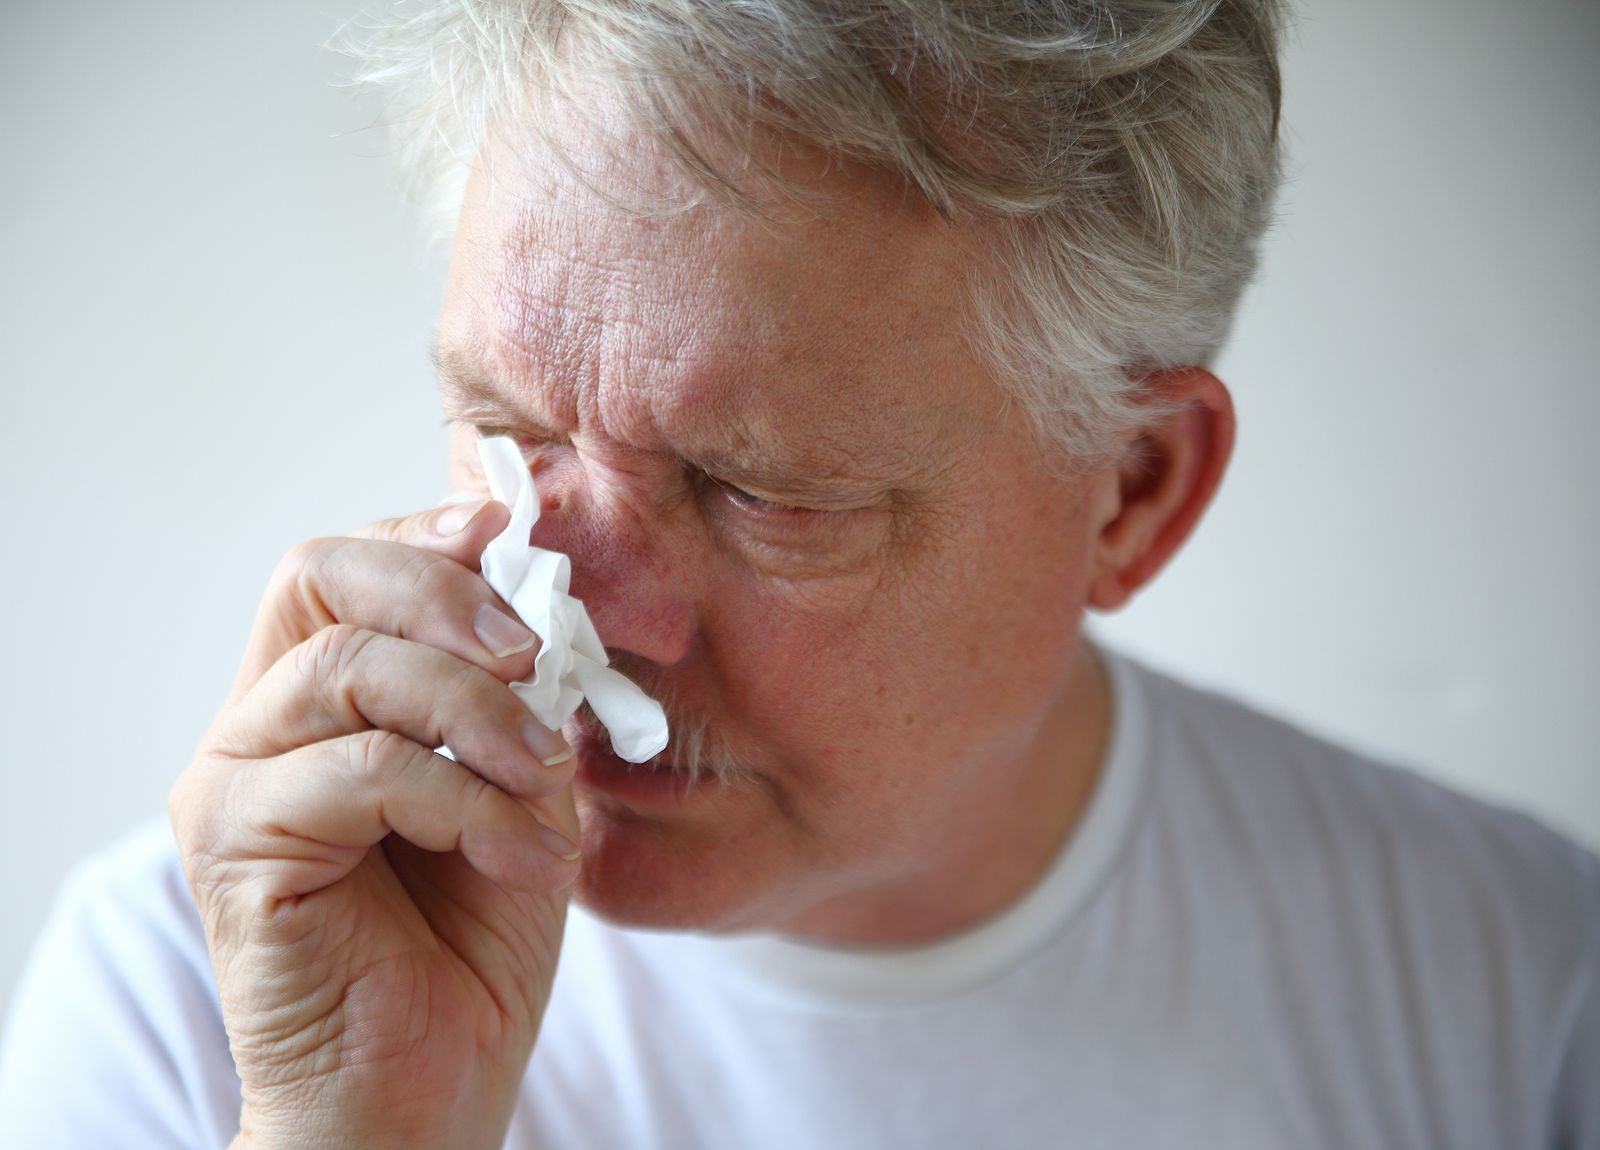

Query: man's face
left=435, top=97, right=1112, bottom=942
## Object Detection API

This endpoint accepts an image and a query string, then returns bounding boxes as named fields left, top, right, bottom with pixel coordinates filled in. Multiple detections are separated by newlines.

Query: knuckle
left=296, top=623, right=374, bottom=696
left=267, top=537, right=328, bottom=601
left=443, top=654, right=495, bottom=702
left=347, top=729, right=426, bottom=791
left=438, top=657, right=510, bottom=728
left=458, top=771, right=497, bottom=823
left=392, top=546, right=461, bottom=603
left=346, top=728, right=397, bottom=786
left=298, top=537, right=365, bottom=621
left=168, top=763, right=230, bottom=888
left=264, top=537, right=343, bottom=633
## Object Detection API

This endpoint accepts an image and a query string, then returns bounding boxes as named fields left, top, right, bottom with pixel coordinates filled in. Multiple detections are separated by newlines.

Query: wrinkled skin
left=170, top=500, right=584, bottom=1149
left=169, top=88, right=1233, bottom=1149
left=432, top=93, right=1230, bottom=944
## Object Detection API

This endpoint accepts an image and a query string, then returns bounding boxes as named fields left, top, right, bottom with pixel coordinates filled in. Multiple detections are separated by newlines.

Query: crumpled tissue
left=442, top=435, right=669, bottom=764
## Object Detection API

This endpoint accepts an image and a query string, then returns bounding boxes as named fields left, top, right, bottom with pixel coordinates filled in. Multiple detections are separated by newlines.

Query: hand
left=169, top=499, right=580, bottom=1150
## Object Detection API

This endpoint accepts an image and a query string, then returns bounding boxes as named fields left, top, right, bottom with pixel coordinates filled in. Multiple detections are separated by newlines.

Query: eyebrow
left=435, top=343, right=528, bottom=425
left=429, top=339, right=903, bottom=497
left=431, top=341, right=568, bottom=438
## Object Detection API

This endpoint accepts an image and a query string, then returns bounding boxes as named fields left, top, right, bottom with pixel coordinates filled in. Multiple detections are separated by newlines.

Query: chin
left=569, top=798, right=789, bottom=935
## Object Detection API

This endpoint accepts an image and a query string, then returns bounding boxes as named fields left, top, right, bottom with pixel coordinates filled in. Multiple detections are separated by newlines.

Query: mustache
left=569, top=662, right=757, bottom=788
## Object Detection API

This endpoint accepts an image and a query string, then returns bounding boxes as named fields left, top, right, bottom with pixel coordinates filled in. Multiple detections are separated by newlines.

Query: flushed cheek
left=714, top=582, right=962, bottom=807
left=730, top=651, right=966, bottom=869
left=817, top=546, right=1079, bottom=771
left=746, top=585, right=1081, bottom=865
left=698, top=588, right=892, bottom=784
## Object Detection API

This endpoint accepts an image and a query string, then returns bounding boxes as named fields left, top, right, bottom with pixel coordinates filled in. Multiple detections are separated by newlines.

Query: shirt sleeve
left=0, top=818, right=243, bottom=1150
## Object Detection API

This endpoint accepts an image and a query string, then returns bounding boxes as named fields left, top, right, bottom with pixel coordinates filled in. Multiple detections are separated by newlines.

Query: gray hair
left=343, top=0, right=1286, bottom=469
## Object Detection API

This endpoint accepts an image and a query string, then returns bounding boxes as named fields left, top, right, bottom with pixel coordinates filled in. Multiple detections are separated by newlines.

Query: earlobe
left=1087, top=570, right=1133, bottom=613
left=1085, top=368, right=1236, bottom=613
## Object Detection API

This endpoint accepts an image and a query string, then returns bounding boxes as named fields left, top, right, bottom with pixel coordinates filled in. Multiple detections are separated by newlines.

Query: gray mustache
left=570, top=684, right=756, bottom=789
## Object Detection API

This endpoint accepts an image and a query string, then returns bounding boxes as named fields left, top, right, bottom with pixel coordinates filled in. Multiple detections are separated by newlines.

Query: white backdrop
left=2, top=0, right=1596, bottom=1022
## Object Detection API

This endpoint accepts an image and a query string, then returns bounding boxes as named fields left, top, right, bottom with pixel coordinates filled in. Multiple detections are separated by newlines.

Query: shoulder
left=1107, top=649, right=1600, bottom=1139
left=0, top=815, right=240, bottom=1149
left=1126, top=650, right=1600, bottom=919
left=1119, top=649, right=1600, bottom=1043
left=1126, top=649, right=1600, bottom=932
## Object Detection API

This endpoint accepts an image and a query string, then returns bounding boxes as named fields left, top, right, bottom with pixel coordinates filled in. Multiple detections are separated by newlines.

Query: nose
left=527, top=454, right=700, bottom=670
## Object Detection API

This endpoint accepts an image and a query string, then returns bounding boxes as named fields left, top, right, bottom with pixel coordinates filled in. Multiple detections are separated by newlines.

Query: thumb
left=350, top=496, right=513, bottom=572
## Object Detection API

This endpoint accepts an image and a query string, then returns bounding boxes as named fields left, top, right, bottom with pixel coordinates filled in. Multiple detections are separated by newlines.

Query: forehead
left=436, top=103, right=999, bottom=471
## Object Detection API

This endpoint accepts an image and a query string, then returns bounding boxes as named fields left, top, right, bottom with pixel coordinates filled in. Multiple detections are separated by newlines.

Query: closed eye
left=709, top=476, right=800, bottom=514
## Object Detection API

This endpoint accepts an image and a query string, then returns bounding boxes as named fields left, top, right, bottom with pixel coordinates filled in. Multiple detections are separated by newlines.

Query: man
left=1, top=1, right=1595, bottom=1147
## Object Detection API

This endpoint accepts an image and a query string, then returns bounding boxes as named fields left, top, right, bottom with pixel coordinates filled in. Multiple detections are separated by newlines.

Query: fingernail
left=473, top=603, right=536, bottom=659
left=436, top=499, right=488, bottom=536
left=522, top=716, right=574, bottom=767
left=535, top=820, right=582, bottom=861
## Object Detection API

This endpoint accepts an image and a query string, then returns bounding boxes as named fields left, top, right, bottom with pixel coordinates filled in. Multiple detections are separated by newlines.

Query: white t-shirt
left=2, top=644, right=1596, bottom=1149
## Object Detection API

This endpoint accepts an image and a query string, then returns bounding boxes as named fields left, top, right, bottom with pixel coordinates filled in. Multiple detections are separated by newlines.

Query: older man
left=2, top=1, right=1596, bottom=1147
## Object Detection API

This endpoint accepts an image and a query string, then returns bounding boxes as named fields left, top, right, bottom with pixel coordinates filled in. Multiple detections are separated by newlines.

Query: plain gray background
left=2, top=0, right=1597, bottom=1026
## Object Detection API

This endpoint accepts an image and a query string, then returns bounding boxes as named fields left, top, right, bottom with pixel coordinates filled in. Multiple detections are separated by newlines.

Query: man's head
left=350, top=0, right=1282, bottom=943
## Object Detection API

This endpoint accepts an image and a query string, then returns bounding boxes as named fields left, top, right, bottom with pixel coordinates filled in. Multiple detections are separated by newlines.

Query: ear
left=1085, top=368, right=1236, bottom=612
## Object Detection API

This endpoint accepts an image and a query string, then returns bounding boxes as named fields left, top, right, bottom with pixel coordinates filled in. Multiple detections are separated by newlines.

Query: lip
left=571, top=728, right=711, bottom=809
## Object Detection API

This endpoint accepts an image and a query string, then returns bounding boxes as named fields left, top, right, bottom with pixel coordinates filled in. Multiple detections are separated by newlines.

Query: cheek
left=953, top=507, right=1097, bottom=734
left=728, top=493, right=1093, bottom=792
left=705, top=570, right=885, bottom=744
left=693, top=571, right=908, bottom=822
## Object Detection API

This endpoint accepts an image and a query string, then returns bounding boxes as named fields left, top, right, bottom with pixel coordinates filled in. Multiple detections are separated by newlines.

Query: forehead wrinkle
left=464, top=125, right=979, bottom=492
left=697, top=380, right=931, bottom=493
left=460, top=219, right=974, bottom=494
left=491, top=250, right=756, bottom=468
left=433, top=318, right=577, bottom=448
left=486, top=197, right=818, bottom=476
left=488, top=218, right=608, bottom=437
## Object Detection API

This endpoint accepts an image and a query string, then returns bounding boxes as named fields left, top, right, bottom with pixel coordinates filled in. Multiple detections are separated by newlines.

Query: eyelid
left=474, top=423, right=525, bottom=442
left=461, top=425, right=564, bottom=474
left=453, top=422, right=862, bottom=522
left=710, top=476, right=802, bottom=514
left=709, top=470, right=900, bottom=518
left=453, top=418, right=568, bottom=452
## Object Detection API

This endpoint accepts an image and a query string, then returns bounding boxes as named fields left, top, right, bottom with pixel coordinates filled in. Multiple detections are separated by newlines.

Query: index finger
left=226, top=498, right=529, bottom=706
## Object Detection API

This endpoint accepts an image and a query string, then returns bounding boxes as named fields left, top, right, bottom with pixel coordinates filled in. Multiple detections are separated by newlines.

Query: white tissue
left=453, top=436, right=669, bottom=763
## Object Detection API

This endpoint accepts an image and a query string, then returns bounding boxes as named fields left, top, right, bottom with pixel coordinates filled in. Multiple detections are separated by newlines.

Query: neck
left=774, top=638, right=1114, bottom=948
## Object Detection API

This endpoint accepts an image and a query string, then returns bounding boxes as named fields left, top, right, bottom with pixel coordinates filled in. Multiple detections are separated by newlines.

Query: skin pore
left=432, top=89, right=1232, bottom=947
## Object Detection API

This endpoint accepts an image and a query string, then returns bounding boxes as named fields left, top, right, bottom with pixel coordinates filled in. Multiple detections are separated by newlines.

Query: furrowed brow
left=430, top=339, right=903, bottom=495
left=431, top=341, right=564, bottom=437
